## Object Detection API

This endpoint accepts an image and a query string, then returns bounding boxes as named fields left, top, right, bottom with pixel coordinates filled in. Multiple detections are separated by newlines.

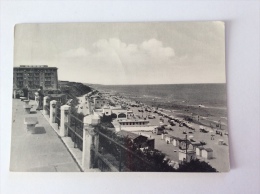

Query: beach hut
left=164, top=135, right=174, bottom=144
left=161, top=133, right=164, bottom=140
left=201, top=148, right=213, bottom=159
left=179, top=139, right=191, bottom=150
left=191, top=142, right=202, bottom=151
left=172, top=137, right=180, bottom=147
left=195, top=146, right=204, bottom=156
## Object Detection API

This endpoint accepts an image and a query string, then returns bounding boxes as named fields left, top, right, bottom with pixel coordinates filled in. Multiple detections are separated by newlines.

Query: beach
left=89, top=84, right=230, bottom=171
left=92, top=84, right=228, bottom=131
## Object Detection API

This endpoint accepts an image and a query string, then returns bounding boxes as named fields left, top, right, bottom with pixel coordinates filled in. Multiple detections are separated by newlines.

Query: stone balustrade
left=60, top=105, right=71, bottom=137
left=50, top=100, right=57, bottom=123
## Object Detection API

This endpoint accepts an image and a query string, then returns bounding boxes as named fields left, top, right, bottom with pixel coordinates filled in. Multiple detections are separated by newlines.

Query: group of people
left=22, top=85, right=44, bottom=110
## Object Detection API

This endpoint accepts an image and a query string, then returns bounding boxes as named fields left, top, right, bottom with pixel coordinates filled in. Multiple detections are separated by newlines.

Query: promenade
left=10, top=99, right=81, bottom=172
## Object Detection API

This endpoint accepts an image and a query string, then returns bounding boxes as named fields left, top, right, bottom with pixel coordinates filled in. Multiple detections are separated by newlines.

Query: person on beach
left=36, top=86, right=44, bottom=110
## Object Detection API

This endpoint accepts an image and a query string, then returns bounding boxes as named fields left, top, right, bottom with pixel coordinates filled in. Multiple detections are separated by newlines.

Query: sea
left=92, top=84, right=227, bottom=110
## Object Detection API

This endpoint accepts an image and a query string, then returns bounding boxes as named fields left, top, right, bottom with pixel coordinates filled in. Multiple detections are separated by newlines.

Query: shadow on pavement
left=33, top=126, right=46, bottom=134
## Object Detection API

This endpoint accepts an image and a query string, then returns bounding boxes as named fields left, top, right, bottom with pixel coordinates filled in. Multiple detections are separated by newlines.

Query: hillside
left=59, top=81, right=92, bottom=99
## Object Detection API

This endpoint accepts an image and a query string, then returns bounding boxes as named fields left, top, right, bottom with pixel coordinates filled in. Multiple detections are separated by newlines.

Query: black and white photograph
left=10, top=22, right=230, bottom=172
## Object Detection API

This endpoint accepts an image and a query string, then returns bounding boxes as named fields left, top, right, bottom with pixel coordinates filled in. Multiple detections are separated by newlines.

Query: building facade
left=13, top=65, right=58, bottom=90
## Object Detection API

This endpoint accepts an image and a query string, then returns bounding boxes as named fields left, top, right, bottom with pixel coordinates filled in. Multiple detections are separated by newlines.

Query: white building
left=201, top=148, right=213, bottom=159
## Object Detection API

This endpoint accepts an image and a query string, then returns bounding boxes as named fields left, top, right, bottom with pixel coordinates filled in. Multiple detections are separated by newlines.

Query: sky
left=14, top=22, right=226, bottom=85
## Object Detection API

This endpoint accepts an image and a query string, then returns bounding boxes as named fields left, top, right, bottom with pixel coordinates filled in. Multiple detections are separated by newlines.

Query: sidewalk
left=10, top=99, right=81, bottom=172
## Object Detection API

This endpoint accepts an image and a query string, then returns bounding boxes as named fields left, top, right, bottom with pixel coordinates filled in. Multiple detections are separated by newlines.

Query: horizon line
left=58, top=80, right=226, bottom=86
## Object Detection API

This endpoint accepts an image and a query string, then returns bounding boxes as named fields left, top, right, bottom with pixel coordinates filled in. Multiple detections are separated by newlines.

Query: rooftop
left=117, top=130, right=141, bottom=140
left=118, top=119, right=149, bottom=122
left=204, top=148, right=213, bottom=152
left=48, top=94, right=66, bottom=97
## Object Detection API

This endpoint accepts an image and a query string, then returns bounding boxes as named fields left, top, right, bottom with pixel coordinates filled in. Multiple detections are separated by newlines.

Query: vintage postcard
left=11, top=22, right=229, bottom=172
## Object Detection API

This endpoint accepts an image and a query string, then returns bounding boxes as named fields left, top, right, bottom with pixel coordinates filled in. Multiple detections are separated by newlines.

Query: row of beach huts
left=161, top=133, right=213, bottom=159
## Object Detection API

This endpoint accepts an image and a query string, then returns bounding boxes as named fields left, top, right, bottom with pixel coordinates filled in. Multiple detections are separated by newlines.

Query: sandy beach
left=96, top=90, right=230, bottom=172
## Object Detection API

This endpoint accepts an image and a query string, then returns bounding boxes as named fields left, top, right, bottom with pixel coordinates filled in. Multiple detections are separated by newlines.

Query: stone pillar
left=43, top=96, right=50, bottom=115
left=82, top=115, right=99, bottom=171
left=50, top=100, right=57, bottom=123
left=82, top=124, right=95, bottom=171
left=60, top=105, right=71, bottom=137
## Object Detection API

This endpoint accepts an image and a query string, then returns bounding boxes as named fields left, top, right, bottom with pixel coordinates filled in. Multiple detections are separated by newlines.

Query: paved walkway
left=10, top=99, right=81, bottom=172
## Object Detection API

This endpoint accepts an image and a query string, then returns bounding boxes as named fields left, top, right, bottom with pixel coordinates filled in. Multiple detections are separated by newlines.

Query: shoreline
left=95, top=88, right=228, bottom=131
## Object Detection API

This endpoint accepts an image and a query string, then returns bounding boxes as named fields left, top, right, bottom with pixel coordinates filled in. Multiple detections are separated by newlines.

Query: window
left=18, top=81, right=23, bottom=86
left=118, top=113, right=127, bottom=118
left=45, top=81, right=51, bottom=87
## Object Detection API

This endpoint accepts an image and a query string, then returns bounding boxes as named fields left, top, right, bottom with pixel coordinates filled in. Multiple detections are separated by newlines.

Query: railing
left=67, top=114, right=84, bottom=151
left=94, top=130, right=156, bottom=172
left=54, top=102, right=61, bottom=127
left=45, top=104, right=50, bottom=115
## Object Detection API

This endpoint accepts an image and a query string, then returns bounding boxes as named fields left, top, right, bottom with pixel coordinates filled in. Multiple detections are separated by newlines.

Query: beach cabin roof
left=197, top=146, right=204, bottom=150
left=179, top=138, right=191, bottom=144
left=204, top=148, right=213, bottom=152
left=117, top=130, right=140, bottom=140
